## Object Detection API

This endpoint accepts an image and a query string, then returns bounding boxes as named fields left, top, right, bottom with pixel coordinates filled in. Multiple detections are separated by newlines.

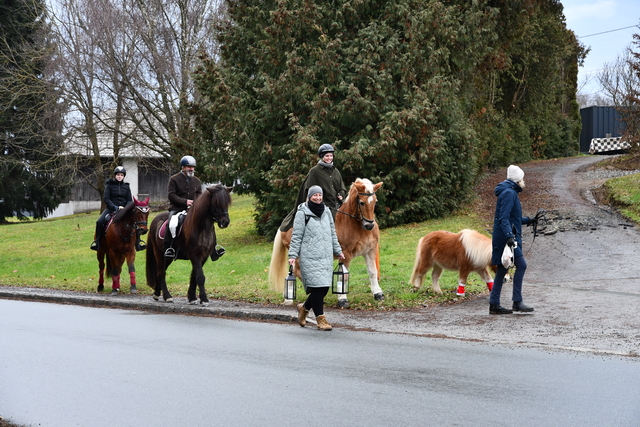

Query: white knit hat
left=507, top=165, right=524, bottom=182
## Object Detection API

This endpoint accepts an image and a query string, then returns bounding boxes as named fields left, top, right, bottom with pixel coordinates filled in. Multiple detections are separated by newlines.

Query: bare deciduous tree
left=597, top=47, right=640, bottom=108
left=49, top=0, right=223, bottom=200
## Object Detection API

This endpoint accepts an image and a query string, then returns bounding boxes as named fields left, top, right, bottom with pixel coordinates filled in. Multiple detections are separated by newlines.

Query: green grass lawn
left=0, top=194, right=493, bottom=309
left=604, top=172, right=640, bottom=224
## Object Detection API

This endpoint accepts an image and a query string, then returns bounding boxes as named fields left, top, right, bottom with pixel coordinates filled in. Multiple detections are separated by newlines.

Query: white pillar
left=122, top=158, right=140, bottom=199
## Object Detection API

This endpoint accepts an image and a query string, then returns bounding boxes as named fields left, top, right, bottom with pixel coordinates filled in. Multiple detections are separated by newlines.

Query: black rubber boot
left=136, top=234, right=147, bottom=251
left=90, top=223, right=101, bottom=251
left=489, top=304, right=513, bottom=315
left=512, top=301, right=534, bottom=312
left=210, top=245, right=225, bottom=262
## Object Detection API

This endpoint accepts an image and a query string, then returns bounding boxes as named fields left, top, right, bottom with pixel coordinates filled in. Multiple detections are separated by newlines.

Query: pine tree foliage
left=192, top=0, right=582, bottom=236
left=0, top=0, right=71, bottom=222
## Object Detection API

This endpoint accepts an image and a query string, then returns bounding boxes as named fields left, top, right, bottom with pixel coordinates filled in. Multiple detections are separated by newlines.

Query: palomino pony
left=96, top=197, right=150, bottom=295
left=409, top=229, right=496, bottom=296
left=269, top=178, right=384, bottom=307
left=146, top=185, right=231, bottom=305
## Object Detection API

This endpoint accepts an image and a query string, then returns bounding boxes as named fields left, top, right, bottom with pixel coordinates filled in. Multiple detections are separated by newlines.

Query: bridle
left=333, top=191, right=376, bottom=228
left=134, top=206, right=150, bottom=231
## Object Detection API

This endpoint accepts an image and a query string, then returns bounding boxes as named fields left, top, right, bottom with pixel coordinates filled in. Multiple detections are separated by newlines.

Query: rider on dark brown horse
left=163, top=155, right=203, bottom=258
left=90, top=166, right=133, bottom=251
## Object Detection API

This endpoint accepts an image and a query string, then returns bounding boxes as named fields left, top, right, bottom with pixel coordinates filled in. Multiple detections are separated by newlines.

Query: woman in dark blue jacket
left=489, top=165, right=535, bottom=314
left=90, top=166, right=133, bottom=251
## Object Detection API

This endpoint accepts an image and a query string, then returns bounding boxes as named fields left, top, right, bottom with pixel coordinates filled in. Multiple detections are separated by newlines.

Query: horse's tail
left=408, top=235, right=426, bottom=287
left=146, top=231, right=158, bottom=289
left=459, top=229, right=492, bottom=268
left=268, top=231, right=287, bottom=293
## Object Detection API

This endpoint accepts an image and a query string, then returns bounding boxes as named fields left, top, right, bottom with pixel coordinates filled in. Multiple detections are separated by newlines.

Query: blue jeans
left=489, top=255, right=527, bottom=305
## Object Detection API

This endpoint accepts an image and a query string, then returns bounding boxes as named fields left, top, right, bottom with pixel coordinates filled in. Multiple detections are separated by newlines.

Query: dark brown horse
left=146, top=185, right=232, bottom=305
left=269, top=178, right=383, bottom=307
left=97, top=197, right=150, bottom=294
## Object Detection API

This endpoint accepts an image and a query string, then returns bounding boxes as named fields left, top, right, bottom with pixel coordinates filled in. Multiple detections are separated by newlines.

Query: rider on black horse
left=163, top=156, right=203, bottom=259
left=90, top=166, right=133, bottom=251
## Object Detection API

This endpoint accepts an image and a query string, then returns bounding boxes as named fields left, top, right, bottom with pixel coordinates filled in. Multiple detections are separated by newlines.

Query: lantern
left=332, top=263, right=349, bottom=294
left=283, top=265, right=297, bottom=300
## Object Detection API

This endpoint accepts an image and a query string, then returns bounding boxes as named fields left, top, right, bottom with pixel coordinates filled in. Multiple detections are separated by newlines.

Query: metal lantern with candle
left=283, top=265, right=297, bottom=300
left=332, top=262, right=349, bottom=294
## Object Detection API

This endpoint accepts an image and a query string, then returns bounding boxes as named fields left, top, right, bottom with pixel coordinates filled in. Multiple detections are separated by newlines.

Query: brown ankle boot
left=297, top=303, right=309, bottom=327
left=316, top=315, right=332, bottom=331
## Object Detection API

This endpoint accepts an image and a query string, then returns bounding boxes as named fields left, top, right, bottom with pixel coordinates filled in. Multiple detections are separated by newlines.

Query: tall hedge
left=193, top=0, right=582, bottom=236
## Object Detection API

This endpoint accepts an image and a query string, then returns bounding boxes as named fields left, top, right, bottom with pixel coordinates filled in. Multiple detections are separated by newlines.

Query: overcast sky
left=561, top=0, right=640, bottom=97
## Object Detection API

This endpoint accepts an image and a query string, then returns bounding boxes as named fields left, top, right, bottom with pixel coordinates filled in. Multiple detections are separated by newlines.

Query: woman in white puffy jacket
left=288, top=185, right=344, bottom=331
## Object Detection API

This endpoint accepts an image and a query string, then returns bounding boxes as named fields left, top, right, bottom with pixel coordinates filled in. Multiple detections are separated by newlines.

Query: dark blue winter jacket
left=104, top=178, right=133, bottom=211
left=491, top=180, right=532, bottom=265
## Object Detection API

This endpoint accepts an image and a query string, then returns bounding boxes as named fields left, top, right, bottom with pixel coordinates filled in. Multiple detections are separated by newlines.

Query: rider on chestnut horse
left=91, top=166, right=133, bottom=251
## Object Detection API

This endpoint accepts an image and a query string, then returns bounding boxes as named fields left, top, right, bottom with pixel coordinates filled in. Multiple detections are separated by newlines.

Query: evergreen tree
left=193, top=0, right=495, bottom=236
left=0, top=0, right=71, bottom=222
left=192, top=0, right=582, bottom=236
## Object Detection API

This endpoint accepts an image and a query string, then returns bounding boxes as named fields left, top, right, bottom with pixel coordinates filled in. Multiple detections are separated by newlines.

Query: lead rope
left=524, top=209, right=546, bottom=257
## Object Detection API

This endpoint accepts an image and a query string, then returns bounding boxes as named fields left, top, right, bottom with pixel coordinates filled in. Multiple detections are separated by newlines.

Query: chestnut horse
left=96, top=197, right=150, bottom=294
left=409, top=229, right=496, bottom=296
left=146, top=185, right=231, bottom=305
left=269, top=178, right=384, bottom=307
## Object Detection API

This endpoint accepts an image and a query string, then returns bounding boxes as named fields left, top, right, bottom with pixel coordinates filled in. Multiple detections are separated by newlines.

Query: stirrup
left=136, top=240, right=147, bottom=251
left=90, top=241, right=99, bottom=251
left=164, top=247, right=175, bottom=258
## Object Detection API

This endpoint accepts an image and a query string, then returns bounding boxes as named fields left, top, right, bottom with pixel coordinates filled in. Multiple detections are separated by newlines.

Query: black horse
left=146, top=185, right=231, bottom=304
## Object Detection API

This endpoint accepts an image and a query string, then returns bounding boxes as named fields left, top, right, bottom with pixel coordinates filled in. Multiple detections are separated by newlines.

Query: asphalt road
left=2, top=299, right=639, bottom=427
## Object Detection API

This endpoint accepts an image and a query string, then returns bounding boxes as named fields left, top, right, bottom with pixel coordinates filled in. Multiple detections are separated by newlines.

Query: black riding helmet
left=114, top=166, right=126, bottom=176
left=318, top=144, right=335, bottom=158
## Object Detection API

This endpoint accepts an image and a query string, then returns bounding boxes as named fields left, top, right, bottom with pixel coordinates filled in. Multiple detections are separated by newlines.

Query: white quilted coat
left=288, top=202, right=342, bottom=290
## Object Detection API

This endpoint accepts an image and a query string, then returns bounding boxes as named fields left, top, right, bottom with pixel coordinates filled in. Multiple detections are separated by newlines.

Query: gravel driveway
left=325, top=155, right=640, bottom=358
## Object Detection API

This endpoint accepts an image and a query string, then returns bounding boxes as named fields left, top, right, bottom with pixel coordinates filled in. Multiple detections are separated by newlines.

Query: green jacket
left=279, top=162, right=347, bottom=232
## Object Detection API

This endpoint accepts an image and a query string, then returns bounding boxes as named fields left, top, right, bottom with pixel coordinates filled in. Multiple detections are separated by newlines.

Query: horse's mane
left=113, top=198, right=148, bottom=222
left=113, top=202, right=134, bottom=222
left=184, top=185, right=231, bottom=230
left=341, top=178, right=375, bottom=212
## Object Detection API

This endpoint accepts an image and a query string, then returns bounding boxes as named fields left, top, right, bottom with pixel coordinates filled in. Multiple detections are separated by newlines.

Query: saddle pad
left=158, top=220, right=169, bottom=240
left=104, top=213, right=116, bottom=233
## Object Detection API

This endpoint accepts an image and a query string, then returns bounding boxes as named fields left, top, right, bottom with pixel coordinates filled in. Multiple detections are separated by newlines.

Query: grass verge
left=2, top=195, right=489, bottom=309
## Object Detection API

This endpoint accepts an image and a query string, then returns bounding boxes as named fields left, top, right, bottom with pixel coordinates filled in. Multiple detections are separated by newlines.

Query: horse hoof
left=130, top=285, right=138, bottom=294
left=374, top=292, right=385, bottom=301
left=152, top=294, right=160, bottom=301
left=110, top=288, right=120, bottom=296
left=201, top=301, right=210, bottom=307
left=337, top=299, right=350, bottom=309
left=97, top=285, right=104, bottom=293
left=188, top=299, right=198, bottom=305
left=165, top=297, right=174, bottom=303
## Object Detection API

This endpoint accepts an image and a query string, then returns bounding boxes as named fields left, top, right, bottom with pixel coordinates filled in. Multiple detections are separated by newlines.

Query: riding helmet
left=180, top=155, right=197, bottom=167
left=318, top=144, right=335, bottom=158
left=114, top=166, right=126, bottom=176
